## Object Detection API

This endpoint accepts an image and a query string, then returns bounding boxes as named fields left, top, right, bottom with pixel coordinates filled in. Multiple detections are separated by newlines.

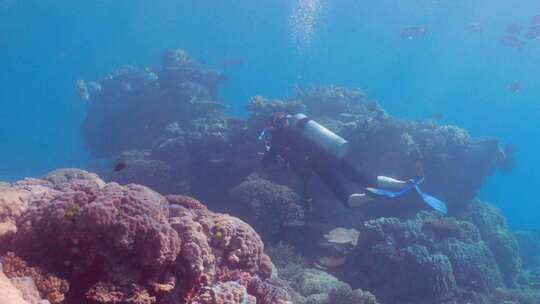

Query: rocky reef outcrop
left=230, top=175, right=306, bottom=242
left=80, top=50, right=512, bottom=216
left=0, top=169, right=290, bottom=304
left=81, top=49, right=224, bottom=159
left=81, top=50, right=255, bottom=206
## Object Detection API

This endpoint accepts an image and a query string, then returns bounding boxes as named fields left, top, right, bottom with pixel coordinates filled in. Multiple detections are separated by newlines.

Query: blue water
left=1, top=0, right=539, bottom=228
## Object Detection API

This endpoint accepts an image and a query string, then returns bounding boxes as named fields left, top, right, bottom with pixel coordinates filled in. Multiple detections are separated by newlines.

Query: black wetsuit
left=262, top=120, right=377, bottom=207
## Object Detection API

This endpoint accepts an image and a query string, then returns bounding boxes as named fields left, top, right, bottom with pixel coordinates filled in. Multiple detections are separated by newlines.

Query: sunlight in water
left=289, top=0, right=324, bottom=51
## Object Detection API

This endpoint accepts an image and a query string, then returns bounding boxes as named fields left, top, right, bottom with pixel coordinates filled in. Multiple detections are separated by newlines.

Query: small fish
left=220, top=57, right=244, bottom=70
left=499, top=35, right=525, bottom=49
left=506, top=23, right=522, bottom=35
left=114, top=162, right=127, bottom=172
left=464, top=22, right=483, bottom=33
left=509, top=81, right=522, bottom=93
left=525, top=25, right=540, bottom=40
left=400, top=26, right=427, bottom=39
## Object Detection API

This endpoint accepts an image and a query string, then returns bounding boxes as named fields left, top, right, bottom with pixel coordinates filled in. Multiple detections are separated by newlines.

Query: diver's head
left=266, top=112, right=291, bottom=131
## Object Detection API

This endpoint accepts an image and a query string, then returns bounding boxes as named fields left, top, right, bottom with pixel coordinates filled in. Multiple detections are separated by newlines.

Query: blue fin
left=366, top=178, right=448, bottom=214
left=414, top=185, right=448, bottom=214
left=366, top=180, right=416, bottom=198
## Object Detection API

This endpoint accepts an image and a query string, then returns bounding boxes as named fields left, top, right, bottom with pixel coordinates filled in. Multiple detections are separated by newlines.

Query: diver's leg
left=340, top=159, right=408, bottom=190
left=376, top=176, right=409, bottom=190
left=339, top=158, right=378, bottom=187
left=311, top=160, right=349, bottom=206
left=316, top=165, right=375, bottom=208
left=347, top=193, right=375, bottom=208
left=299, top=174, right=313, bottom=214
left=319, top=170, right=350, bottom=206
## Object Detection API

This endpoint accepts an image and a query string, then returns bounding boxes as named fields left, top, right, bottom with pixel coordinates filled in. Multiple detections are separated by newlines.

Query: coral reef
left=241, top=87, right=509, bottom=214
left=81, top=50, right=224, bottom=159
left=266, top=243, right=308, bottom=282
left=2, top=252, right=69, bottom=304
left=462, top=201, right=522, bottom=286
left=230, top=175, right=306, bottom=241
left=1, top=170, right=290, bottom=304
left=494, top=287, right=540, bottom=304
left=80, top=48, right=510, bottom=218
left=110, top=150, right=173, bottom=194
left=0, top=264, right=41, bottom=304
left=74, top=49, right=536, bottom=304
left=290, top=268, right=350, bottom=302
left=190, top=281, right=255, bottom=304
left=0, top=177, right=54, bottom=255
left=343, top=213, right=511, bottom=304
left=327, top=285, right=378, bottom=304
left=266, top=242, right=377, bottom=304
left=80, top=49, right=250, bottom=205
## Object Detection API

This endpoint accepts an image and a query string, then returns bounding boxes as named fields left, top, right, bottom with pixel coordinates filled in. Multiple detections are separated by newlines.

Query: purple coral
left=5, top=170, right=286, bottom=303
left=14, top=181, right=181, bottom=281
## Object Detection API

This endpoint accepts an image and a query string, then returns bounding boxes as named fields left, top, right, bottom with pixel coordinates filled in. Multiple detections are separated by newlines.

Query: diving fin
left=366, top=178, right=447, bottom=214
left=414, top=185, right=448, bottom=214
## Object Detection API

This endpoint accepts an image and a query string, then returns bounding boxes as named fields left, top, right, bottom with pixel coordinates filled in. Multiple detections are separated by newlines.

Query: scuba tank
left=288, top=113, right=350, bottom=160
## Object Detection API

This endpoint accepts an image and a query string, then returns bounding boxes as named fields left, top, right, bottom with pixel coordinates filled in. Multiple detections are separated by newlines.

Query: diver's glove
left=365, top=178, right=448, bottom=214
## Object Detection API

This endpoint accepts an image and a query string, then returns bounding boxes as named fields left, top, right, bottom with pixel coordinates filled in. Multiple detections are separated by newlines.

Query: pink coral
left=2, top=252, right=69, bottom=304
left=3, top=169, right=287, bottom=303
left=210, top=214, right=264, bottom=272
left=0, top=181, right=55, bottom=253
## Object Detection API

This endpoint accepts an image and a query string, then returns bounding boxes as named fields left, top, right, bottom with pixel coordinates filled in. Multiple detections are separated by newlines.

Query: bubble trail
left=289, top=0, right=323, bottom=52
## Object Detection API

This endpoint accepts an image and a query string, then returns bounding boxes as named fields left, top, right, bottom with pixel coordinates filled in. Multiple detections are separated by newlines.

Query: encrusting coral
left=343, top=212, right=509, bottom=304
left=462, top=201, right=522, bottom=287
left=230, top=175, right=306, bottom=241
left=0, top=169, right=291, bottom=304
left=2, top=252, right=69, bottom=304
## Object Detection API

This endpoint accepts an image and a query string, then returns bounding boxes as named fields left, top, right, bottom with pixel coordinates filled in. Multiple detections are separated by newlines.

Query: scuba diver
left=259, top=112, right=447, bottom=214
